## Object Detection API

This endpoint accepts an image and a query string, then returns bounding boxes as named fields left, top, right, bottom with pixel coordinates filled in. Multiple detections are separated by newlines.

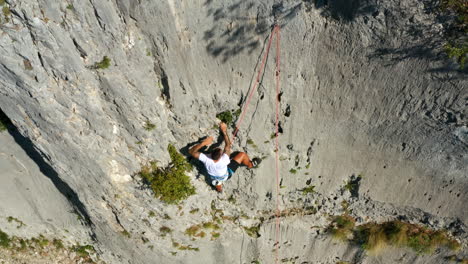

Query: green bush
left=216, top=109, right=241, bottom=125
left=72, top=244, right=95, bottom=258
left=0, top=229, right=11, bottom=248
left=445, top=43, right=468, bottom=69
left=216, top=110, right=234, bottom=124
left=439, top=0, right=467, bottom=69
left=139, top=144, right=195, bottom=204
left=94, top=56, right=111, bottom=69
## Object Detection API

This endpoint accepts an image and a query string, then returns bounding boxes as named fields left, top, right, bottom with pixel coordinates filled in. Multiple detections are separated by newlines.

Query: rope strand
left=230, top=25, right=282, bottom=264
left=274, top=25, right=281, bottom=264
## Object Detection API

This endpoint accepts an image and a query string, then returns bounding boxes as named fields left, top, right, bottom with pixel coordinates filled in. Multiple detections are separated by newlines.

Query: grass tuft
left=185, top=225, right=201, bottom=237
left=329, top=215, right=461, bottom=255
left=159, top=226, right=172, bottom=236
left=120, top=230, right=131, bottom=238
left=144, top=121, right=156, bottom=131
left=189, top=208, right=199, bottom=214
left=301, top=185, right=315, bottom=195
left=328, top=215, right=356, bottom=241
left=72, top=244, right=95, bottom=258
left=202, top=222, right=220, bottom=230
left=243, top=225, right=260, bottom=238
left=211, top=232, right=221, bottom=239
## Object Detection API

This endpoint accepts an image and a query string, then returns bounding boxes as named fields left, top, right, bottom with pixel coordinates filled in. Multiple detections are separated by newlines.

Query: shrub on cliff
left=139, top=144, right=195, bottom=204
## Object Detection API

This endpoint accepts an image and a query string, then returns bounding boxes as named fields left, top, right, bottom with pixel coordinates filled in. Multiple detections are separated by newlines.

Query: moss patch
left=139, top=144, right=195, bottom=204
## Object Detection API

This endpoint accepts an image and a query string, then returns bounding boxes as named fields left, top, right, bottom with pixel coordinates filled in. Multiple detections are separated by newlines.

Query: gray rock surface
left=0, top=0, right=466, bottom=263
left=0, top=130, right=87, bottom=241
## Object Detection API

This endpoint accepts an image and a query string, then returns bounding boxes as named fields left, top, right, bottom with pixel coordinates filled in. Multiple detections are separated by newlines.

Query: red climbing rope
left=274, top=24, right=281, bottom=264
left=230, top=24, right=282, bottom=264
left=231, top=26, right=277, bottom=141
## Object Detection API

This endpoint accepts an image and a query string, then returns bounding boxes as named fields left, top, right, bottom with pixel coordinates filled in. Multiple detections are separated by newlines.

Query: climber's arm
left=220, top=122, right=232, bottom=155
left=189, top=136, right=213, bottom=159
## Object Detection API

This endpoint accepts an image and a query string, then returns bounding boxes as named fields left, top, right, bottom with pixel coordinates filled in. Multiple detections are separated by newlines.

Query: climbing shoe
left=251, top=157, right=262, bottom=168
left=215, top=184, right=223, bottom=193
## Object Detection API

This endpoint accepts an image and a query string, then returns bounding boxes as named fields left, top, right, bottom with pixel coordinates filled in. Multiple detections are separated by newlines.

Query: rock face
left=0, top=0, right=466, bottom=263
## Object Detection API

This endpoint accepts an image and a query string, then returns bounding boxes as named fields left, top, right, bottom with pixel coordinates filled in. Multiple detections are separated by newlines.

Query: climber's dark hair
left=211, top=148, right=223, bottom=161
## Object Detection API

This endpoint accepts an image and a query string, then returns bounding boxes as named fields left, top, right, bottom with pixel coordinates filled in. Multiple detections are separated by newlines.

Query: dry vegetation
left=0, top=228, right=101, bottom=263
left=328, top=215, right=461, bottom=254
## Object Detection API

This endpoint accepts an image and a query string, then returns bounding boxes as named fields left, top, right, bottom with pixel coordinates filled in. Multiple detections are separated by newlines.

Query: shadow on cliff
left=202, top=1, right=303, bottom=63
left=5, top=121, right=93, bottom=227
left=204, top=0, right=466, bottom=76
left=202, top=0, right=379, bottom=63
left=366, top=0, right=467, bottom=77
left=311, top=0, right=378, bottom=22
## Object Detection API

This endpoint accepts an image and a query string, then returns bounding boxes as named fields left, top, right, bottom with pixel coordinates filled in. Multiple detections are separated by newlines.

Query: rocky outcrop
left=0, top=0, right=466, bottom=263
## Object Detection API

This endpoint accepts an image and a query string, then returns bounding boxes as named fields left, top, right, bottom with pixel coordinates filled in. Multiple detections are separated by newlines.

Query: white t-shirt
left=199, top=153, right=230, bottom=177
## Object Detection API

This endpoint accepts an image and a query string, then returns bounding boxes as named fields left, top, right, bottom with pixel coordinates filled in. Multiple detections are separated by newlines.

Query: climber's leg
left=231, top=152, right=254, bottom=168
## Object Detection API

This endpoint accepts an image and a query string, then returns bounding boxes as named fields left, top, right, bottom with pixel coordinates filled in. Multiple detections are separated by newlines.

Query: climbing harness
left=231, top=24, right=282, bottom=264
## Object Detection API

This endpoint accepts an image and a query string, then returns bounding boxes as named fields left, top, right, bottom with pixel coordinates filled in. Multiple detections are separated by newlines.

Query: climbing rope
left=231, top=25, right=277, bottom=141
left=231, top=24, right=282, bottom=264
left=274, top=24, right=281, bottom=264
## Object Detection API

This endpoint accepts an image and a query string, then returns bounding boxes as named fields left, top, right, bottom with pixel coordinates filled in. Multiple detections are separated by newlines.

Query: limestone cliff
left=0, top=0, right=466, bottom=263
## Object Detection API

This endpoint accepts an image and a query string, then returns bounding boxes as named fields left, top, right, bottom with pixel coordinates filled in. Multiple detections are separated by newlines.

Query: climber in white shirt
left=189, top=122, right=260, bottom=192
